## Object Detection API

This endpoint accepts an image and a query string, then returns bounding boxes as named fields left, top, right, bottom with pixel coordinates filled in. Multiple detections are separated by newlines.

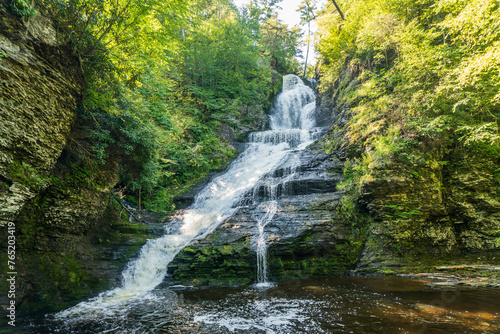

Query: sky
left=233, top=0, right=302, bottom=28
left=232, top=0, right=326, bottom=65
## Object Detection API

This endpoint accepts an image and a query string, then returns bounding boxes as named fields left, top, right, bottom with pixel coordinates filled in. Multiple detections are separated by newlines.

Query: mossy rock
left=168, top=236, right=256, bottom=286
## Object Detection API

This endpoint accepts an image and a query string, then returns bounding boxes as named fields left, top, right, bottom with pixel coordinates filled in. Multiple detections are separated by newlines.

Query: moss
left=12, top=252, right=93, bottom=314
left=268, top=234, right=365, bottom=280
left=168, top=237, right=256, bottom=286
left=377, top=268, right=396, bottom=275
left=6, top=161, right=53, bottom=192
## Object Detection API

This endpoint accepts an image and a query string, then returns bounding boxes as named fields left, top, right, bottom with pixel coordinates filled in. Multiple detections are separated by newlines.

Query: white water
left=252, top=75, right=318, bottom=286
left=53, top=74, right=318, bottom=320
left=255, top=201, right=278, bottom=285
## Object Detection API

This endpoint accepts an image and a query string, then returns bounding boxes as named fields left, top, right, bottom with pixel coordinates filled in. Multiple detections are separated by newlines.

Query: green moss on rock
left=268, top=228, right=365, bottom=280
left=168, top=237, right=255, bottom=286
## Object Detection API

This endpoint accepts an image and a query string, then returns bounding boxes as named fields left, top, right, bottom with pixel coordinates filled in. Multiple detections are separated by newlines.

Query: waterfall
left=250, top=75, right=317, bottom=286
left=255, top=201, right=277, bottom=285
left=54, top=74, right=318, bottom=320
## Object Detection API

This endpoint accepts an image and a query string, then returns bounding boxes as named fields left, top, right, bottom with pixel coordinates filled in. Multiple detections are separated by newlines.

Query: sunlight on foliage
left=32, top=0, right=302, bottom=213
left=316, top=0, right=500, bottom=213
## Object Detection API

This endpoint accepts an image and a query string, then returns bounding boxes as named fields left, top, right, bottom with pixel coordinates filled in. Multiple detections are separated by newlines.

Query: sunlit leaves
left=356, top=13, right=400, bottom=67
left=35, top=0, right=302, bottom=212
left=437, top=0, right=500, bottom=50
left=182, top=12, right=271, bottom=108
left=315, top=0, right=500, bottom=165
left=298, top=0, right=317, bottom=24
left=259, top=15, right=302, bottom=74
left=239, top=0, right=302, bottom=74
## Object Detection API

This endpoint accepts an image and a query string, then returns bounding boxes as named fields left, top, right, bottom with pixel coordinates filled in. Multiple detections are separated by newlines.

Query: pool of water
left=31, top=276, right=500, bottom=333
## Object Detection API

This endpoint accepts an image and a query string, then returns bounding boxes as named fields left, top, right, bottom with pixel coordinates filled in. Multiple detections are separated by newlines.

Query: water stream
left=36, top=277, right=500, bottom=333
left=255, top=200, right=277, bottom=286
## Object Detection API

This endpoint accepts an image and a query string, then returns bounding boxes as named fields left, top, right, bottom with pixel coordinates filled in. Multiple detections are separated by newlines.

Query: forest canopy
left=314, top=0, right=500, bottom=213
left=316, top=0, right=499, bottom=148
left=13, top=0, right=305, bottom=213
left=13, top=0, right=499, bottom=215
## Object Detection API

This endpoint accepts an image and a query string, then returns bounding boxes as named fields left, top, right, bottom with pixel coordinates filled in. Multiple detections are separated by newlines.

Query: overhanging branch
left=331, top=0, right=345, bottom=20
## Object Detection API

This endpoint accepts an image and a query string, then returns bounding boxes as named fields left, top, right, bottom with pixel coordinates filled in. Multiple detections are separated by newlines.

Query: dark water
left=27, top=276, right=500, bottom=333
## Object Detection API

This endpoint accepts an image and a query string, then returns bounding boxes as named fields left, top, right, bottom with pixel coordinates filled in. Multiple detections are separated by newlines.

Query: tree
left=31, top=0, right=304, bottom=213
left=260, top=14, right=302, bottom=74
left=298, top=0, right=317, bottom=78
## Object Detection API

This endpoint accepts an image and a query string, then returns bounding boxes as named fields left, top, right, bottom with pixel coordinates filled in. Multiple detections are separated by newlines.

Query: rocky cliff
left=0, top=0, right=83, bottom=225
left=168, top=68, right=500, bottom=287
left=0, top=2, right=157, bottom=314
left=358, top=143, right=500, bottom=273
left=0, top=3, right=284, bottom=314
left=316, top=69, right=500, bottom=276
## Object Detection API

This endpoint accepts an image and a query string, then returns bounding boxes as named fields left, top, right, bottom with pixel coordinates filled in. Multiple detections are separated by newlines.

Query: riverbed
left=28, top=276, right=500, bottom=333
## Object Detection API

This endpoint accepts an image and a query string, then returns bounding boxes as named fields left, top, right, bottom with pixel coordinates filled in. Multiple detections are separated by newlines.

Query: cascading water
left=255, top=201, right=277, bottom=285
left=249, top=74, right=318, bottom=286
left=41, top=76, right=500, bottom=334
left=51, top=74, right=320, bottom=323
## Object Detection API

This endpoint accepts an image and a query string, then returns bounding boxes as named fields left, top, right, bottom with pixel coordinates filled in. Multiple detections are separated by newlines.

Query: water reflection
left=35, top=276, right=500, bottom=333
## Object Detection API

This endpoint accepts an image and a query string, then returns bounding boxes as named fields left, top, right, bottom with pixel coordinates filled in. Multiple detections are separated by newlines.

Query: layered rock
left=0, top=5, right=156, bottom=313
left=0, top=1, right=84, bottom=224
left=314, top=67, right=500, bottom=275
left=358, top=146, right=500, bottom=273
left=167, top=143, right=364, bottom=285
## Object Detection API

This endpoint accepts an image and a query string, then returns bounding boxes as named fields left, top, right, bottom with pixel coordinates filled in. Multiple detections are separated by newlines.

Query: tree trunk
left=303, top=21, right=310, bottom=78
left=331, top=0, right=345, bottom=20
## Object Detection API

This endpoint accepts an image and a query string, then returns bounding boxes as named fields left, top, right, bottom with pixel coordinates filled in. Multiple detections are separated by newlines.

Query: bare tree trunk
left=303, top=21, right=310, bottom=78
left=138, top=184, right=141, bottom=212
left=112, top=193, right=143, bottom=223
left=331, top=0, right=345, bottom=20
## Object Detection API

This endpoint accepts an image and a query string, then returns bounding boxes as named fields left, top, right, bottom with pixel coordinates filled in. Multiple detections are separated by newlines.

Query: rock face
left=177, top=68, right=499, bottom=284
left=0, top=5, right=156, bottom=314
left=315, top=71, right=500, bottom=274
left=167, top=143, right=364, bottom=286
left=358, top=145, right=500, bottom=273
left=0, top=1, right=84, bottom=225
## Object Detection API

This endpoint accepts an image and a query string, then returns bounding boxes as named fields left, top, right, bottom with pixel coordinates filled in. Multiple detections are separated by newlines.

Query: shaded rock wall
left=0, top=1, right=84, bottom=224
left=358, top=146, right=500, bottom=273
left=316, top=70, right=500, bottom=274
left=0, top=4, right=157, bottom=314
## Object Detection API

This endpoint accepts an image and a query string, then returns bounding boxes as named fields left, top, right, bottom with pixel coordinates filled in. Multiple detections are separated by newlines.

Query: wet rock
left=168, top=144, right=364, bottom=285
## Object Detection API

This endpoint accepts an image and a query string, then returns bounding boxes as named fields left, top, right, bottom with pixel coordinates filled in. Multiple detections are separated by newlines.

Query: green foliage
left=298, top=0, right=317, bottom=24
left=316, top=0, right=500, bottom=201
left=315, top=0, right=500, bottom=262
left=182, top=11, right=273, bottom=109
left=298, top=0, right=318, bottom=77
left=7, top=162, right=53, bottom=191
left=259, top=15, right=303, bottom=74
left=10, top=0, right=36, bottom=19
left=456, top=123, right=500, bottom=158
left=384, top=204, right=422, bottom=220
left=32, top=0, right=300, bottom=214
left=241, top=0, right=303, bottom=74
